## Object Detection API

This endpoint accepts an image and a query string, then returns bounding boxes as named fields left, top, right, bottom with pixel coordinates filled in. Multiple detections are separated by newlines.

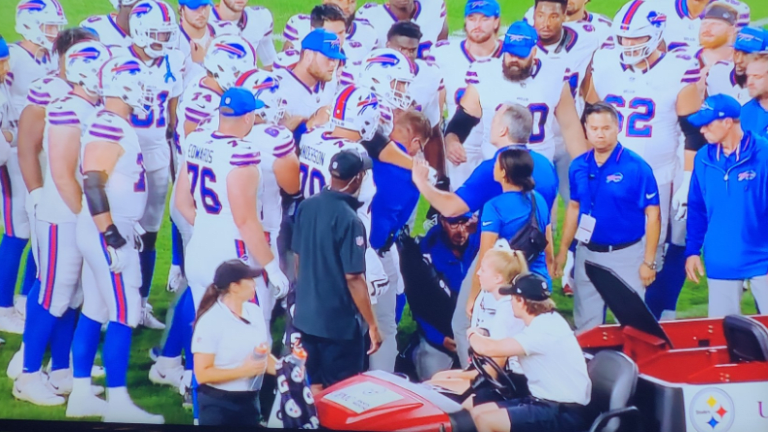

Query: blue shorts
left=501, top=396, right=592, bottom=432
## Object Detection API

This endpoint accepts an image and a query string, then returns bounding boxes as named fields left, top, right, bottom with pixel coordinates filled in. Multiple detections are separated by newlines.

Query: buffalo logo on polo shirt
left=737, top=170, right=756, bottom=181
left=606, top=172, right=624, bottom=183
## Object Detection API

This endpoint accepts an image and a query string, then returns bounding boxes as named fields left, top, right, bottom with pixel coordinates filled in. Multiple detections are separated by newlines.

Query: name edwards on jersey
left=187, top=141, right=215, bottom=164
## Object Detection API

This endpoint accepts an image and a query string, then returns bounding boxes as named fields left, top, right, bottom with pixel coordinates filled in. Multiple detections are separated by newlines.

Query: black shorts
left=197, top=384, right=260, bottom=426
left=300, top=330, right=364, bottom=388
left=473, top=372, right=530, bottom=405
left=501, top=396, right=592, bottom=432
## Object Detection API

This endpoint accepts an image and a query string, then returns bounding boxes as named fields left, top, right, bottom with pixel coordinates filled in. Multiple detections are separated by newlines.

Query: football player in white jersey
left=447, top=21, right=586, bottom=169
left=298, top=85, right=394, bottom=370
left=676, top=2, right=741, bottom=82
left=584, top=0, right=704, bottom=321
left=80, top=0, right=137, bottom=48
left=207, top=0, right=277, bottom=70
left=707, top=26, right=766, bottom=105
left=525, top=0, right=612, bottom=45
left=0, top=40, right=10, bottom=172
left=13, top=41, right=111, bottom=408
left=175, top=0, right=217, bottom=86
left=0, top=0, right=66, bottom=333
left=110, top=0, right=184, bottom=330
left=71, top=56, right=162, bottom=423
left=432, top=0, right=502, bottom=190
left=652, top=0, right=749, bottom=52
left=284, top=1, right=379, bottom=65
left=357, top=0, right=447, bottom=59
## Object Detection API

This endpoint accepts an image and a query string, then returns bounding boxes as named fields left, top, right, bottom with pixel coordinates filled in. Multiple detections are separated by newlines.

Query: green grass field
left=0, top=0, right=766, bottom=425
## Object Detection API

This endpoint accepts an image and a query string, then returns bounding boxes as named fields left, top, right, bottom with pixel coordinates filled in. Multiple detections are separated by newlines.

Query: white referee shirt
left=192, top=300, right=268, bottom=392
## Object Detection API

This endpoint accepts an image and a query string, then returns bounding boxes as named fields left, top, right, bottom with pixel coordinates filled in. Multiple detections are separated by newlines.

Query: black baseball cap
left=213, top=259, right=263, bottom=290
left=330, top=149, right=372, bottom=181
left=703, top=3, right=737, bottom=26
left=499, top=273, right=551, bottom=301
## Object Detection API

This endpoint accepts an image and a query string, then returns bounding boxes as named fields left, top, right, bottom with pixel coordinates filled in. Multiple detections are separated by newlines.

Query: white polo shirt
left=192, top=300, right=268, bottom=392
left=514, top=312, right=591, bottom=405
left=487, top=296, right=526, bottom=374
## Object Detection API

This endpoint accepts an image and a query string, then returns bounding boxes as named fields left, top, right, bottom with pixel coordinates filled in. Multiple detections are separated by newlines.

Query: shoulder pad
left=362, top=2, right=378, bottom=9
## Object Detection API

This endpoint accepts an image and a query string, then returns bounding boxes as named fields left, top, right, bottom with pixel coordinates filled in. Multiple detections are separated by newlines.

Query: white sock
left=72, top=377, right=92, bottom=396
left=107, top=386, right=130, bottom=404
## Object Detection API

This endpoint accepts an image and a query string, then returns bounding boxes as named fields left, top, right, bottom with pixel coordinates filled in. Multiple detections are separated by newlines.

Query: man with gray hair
left=412, top=102, right=558, bottom=367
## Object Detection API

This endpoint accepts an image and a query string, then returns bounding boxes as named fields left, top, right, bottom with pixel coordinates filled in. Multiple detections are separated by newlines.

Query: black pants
left=301, top=330, right=364, bottom=388
left=197, top=384, right=260, bottom=426
left=501, top=396, right=592, bottom=432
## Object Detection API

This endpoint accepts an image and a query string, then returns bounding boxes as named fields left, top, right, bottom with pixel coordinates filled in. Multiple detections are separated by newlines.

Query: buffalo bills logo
left=737, top=33, right=756, bottom=43
left=504, top=33, right=532, bottom=44
left=251, top=77, right=279, bottom=95
left=17, top=0, right=50, bottom=13
left=737, top=170, right=756, bottom=181
left=69, top=46, right=104, bottom=64
left=366, top=53, right=400, bottom=70
left=131, top=2, right=153, bottom=17
left=349, top=41, right=362, bottom=48
left=357, top=93, right=378, bottom=114
left=214, top=42, right=247, bottom=59
left=647, top=11, right=666, bottom=28
left=111, top=60, right=142, bottom=76
left=606, top=173, right=624, bottom=183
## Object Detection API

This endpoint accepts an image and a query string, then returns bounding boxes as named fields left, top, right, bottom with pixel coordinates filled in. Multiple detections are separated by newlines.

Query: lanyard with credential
left=587, top=154, right=606, bottom=216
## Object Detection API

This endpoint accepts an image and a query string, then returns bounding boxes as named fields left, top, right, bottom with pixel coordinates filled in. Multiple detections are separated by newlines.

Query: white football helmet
left=64, top=41, right=112, bottom=96
left=109, top=0, right=140, bottom=9
left=358, top=49, right=415, bottom=110
left=204, top=35, right=257, bottom=91
left=15, top=0, right=68, bottom=51
left=613, top=0, right=667, bottom=65
left=235, top=69, right=285, bottom=124
left=129, top=0, right=178, bottom=59
left=331, top=85, right=381, bottom=141
left=100, top=56, right=153, bottom=114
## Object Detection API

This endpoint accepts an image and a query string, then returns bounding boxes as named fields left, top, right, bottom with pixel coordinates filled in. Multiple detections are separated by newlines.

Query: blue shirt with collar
left=417, top=224, right=480, bottom=347
left=370, top=142, right=421, bottom=250
left=455, top=145, right=558, bottom=213
left=741, top=98, right=768, bottom=139
left=569, top=143, right=660, bottom=246
left=686, top=132, right=768, bottom=279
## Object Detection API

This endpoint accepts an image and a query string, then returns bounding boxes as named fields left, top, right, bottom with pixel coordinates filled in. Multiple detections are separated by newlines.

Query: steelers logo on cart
left=689, top=387, right=735, bottom=432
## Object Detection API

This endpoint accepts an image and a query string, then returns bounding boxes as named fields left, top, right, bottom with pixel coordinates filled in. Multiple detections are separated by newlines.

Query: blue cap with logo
left=0, top=37, right=8, bottom=60
left=465, top=0, right=500, bottom=18
left=220, top=87, right=264, bottom=117
left=734, top=26, right=767, bottom=53
left=688, top=94, right=742, bottom=127
left=502, top=21, right=539, bottom=58
left=301, top=29, right=347, bottom=61
left=179, top=0, right=213, bottom=9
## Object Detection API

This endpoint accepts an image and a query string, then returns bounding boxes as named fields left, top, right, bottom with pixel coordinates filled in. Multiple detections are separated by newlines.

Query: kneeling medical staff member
left=556, top=102, right=661, bottom=332
left=466, top=273, right=592, bottom=432
left=192, top=260, right=277, bottom=426
left=685, top=94, right=768, bottom=317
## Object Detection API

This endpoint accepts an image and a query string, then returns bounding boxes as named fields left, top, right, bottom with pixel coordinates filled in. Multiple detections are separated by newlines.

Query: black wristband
left=361, top=131, right=389, bottom=159
left=680, top=115, right=707, bottom=151
left=103, top=224, right=127, bottom=249
left=445, top=106, right=481, bottom=144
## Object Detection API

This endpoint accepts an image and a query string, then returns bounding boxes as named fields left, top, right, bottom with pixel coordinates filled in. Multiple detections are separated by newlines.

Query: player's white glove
left=672, top=171, right=692, bottom=221
left=133, top=224, right=146, bottom=253
left=367, top=279, right=389, bottom=305
left=265, top=259, right=290, bottom=300
left=106, top=244, right=132, bottom=274
left=25, top=188, right=42, bottom=221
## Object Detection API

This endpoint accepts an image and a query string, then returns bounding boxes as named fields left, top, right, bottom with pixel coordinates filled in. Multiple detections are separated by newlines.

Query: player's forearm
left=92, top=212, right=116, bottom=234
left=415, top=181, right=468, bottom=217
left=644, top=206, right=661, bottom=264
left=17, top=106, right=45, bottom=191
left=378, top=142, right=413, bottom=169
left=238, top=217, right=276, bottom=267
left=469, top=333, right=525, bottom=358
left=54, top=177, right=83, bottom=215
left=424, top=125, right=446, bottom=177
left=684, top=149, right=696, bottom=172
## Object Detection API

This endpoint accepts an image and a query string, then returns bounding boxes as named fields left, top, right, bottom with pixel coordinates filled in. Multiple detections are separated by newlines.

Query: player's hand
left=280, top=113, right=306, bottom=131
left=443, top=337, right=457, bottom=353
left=672, top=171, right=692, bottom=221
left=685, top=255, right=705, bottom=284
left=107, top=244, right=132, bottom=274
left=411, top=158, right=431, bottom=187
left=307, top=105, right=331, bottom=130
left=133, top=224, right=146, bottom=253
left=640, top=262, right=656, bottom=287
left=190, top=41, right=206, bottom=64
left=445, top=139, right=467, bottom=166
left=367, top=325, right=382, bottom=355
left=427, top=166, right=438, bottom=186
left=553, top=252, right=567, bottom=279
left=265, top=260, right=290, bottom=300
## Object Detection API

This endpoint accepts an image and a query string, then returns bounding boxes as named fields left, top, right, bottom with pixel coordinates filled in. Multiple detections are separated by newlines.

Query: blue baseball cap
left=688, top=94, right=742, bottom=127
left=220, top=87, right=264, bottom=117
left=301, top=29, right=346, bottom=61
left=465, top=0, right=500, bottom=18
left=0, top=37, right=8, bottom=60
left=179, top=0, right=213, bottom=9
left=502, top=21, right=539, bottom=58
left=734, top=26, right=767, bottom=54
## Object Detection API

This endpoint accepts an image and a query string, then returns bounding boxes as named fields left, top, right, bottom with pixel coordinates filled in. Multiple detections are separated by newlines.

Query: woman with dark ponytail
left=192, top=260, right=277, bottom=426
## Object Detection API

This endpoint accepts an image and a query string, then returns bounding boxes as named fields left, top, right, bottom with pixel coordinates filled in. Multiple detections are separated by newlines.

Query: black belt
left=584, top=239, right=641, bottom=253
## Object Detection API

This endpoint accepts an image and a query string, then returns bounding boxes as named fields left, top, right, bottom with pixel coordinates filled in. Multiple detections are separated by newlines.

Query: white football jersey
left=592, top=48, right=700, bottom=184
left=537, top=23, right=601, bottom=107
left=175, top=23, right=217, bottom=87
left=357, top=0, right=446, bottom=59
left=24, top=75, right=72, bottom=111
left=410, top=59, right=443, bottom=128
left=80, top=14, right=132, bottom=48
left=250, top=124, right=296, bottom=234
left=283, top=14, right=379, bottom=64
left=431, top=38, right=503, bottom=153
left=524, top=7, right=613, bottom=46
left=208, top=5, right=277, bottom=68
left=274, top=66, right=337, bottom=122
left=706, top=60, right=750, bottom=105
left=110, top=46, right=184, bottom=171
left=81, top=110, right=147, bottom=222
left=468, top=57, right=567, bottom=160
left=7, top=43, right=57, bottom=122
left=37, top=94, right=100, bottom=224
left=650, top=0, right=750, bottom=52
left=175, top=76, right=223, bottom=156
left=0, top=83, right=14, bottom=152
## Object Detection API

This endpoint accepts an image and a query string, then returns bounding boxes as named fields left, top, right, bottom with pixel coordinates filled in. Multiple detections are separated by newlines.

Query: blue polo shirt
left=741, top=98, right=768, bottom=139
left=370, top=142, right=421, bottom=250
left=455, top=146, right=558, bottom=213
left=569, top=144, right=660, bottom=246
left=481, top=190, right=551, bottom=284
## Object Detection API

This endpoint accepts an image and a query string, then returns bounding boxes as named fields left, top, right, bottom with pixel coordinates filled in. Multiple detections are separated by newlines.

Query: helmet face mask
left=612, top=1, right=666, bottom=66
left=15, top=0, right=68, bottom=51
left=360, top=49, right=415, bottom=111
left=65, top=41, right=112, bottom=97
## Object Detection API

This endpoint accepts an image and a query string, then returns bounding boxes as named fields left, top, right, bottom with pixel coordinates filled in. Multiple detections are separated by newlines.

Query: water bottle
left=290, top=347, right=307, bottom=370
left=249, top=343, right=269, bottom=391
